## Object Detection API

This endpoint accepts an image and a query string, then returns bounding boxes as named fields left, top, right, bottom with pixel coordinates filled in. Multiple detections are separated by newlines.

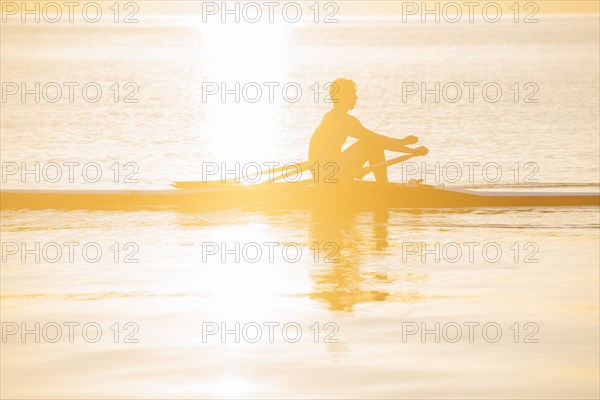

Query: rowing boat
left=1, top=181, right=598, bottom=211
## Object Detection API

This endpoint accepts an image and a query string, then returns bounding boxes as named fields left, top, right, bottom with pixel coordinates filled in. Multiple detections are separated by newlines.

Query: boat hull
left=1, top=182, right=599, bottom=211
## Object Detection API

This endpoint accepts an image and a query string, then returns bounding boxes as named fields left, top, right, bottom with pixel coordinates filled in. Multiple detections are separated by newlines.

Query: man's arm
left=348, top=116, right=421, bottom=153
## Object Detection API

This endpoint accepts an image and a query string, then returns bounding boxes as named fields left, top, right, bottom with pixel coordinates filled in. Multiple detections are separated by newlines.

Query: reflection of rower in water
left=308, top=207, right=393, bottom=312
left=308, top=206, right=428, bottom=312
left=309, top=78, right=428, bottom=183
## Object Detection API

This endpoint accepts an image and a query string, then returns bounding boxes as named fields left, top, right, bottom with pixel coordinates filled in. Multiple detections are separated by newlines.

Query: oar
left=229, top=161, right=311, bottom=184
left=260, top=161, right=311, bottom=185
left=172, top=161, right=311, bottom=188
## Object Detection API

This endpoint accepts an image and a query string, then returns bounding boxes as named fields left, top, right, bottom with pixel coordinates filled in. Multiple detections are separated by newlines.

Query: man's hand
left=403, top=135, right=418, bottom=145
left=413, top=146, right=429, bottom=156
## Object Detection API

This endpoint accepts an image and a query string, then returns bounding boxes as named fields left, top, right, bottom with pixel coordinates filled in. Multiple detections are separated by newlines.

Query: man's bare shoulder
left=323, top=110, right=360, bottom=123
left=344, top=114, right=364, bottom=130
left=346, top=113, right=361, bottom=122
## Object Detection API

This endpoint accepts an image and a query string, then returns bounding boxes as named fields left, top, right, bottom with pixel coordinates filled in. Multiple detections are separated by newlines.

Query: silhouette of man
left=309, top=78, right=427, bottom=183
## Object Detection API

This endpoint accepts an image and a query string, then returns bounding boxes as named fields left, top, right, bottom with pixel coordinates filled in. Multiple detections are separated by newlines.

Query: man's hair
left=329, top=78, right=357, bottom=102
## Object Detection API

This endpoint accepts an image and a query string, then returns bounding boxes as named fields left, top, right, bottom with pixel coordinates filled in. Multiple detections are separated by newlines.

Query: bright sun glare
left=199, top=19, right=292, bottom=163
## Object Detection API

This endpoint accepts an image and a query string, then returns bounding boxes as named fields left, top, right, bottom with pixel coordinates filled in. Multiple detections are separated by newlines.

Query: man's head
left=329, top=78, right=357, bottom=111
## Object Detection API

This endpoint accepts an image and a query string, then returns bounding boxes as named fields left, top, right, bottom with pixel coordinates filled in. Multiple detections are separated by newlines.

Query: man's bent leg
left=341, top=141, right=388, bottom=183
